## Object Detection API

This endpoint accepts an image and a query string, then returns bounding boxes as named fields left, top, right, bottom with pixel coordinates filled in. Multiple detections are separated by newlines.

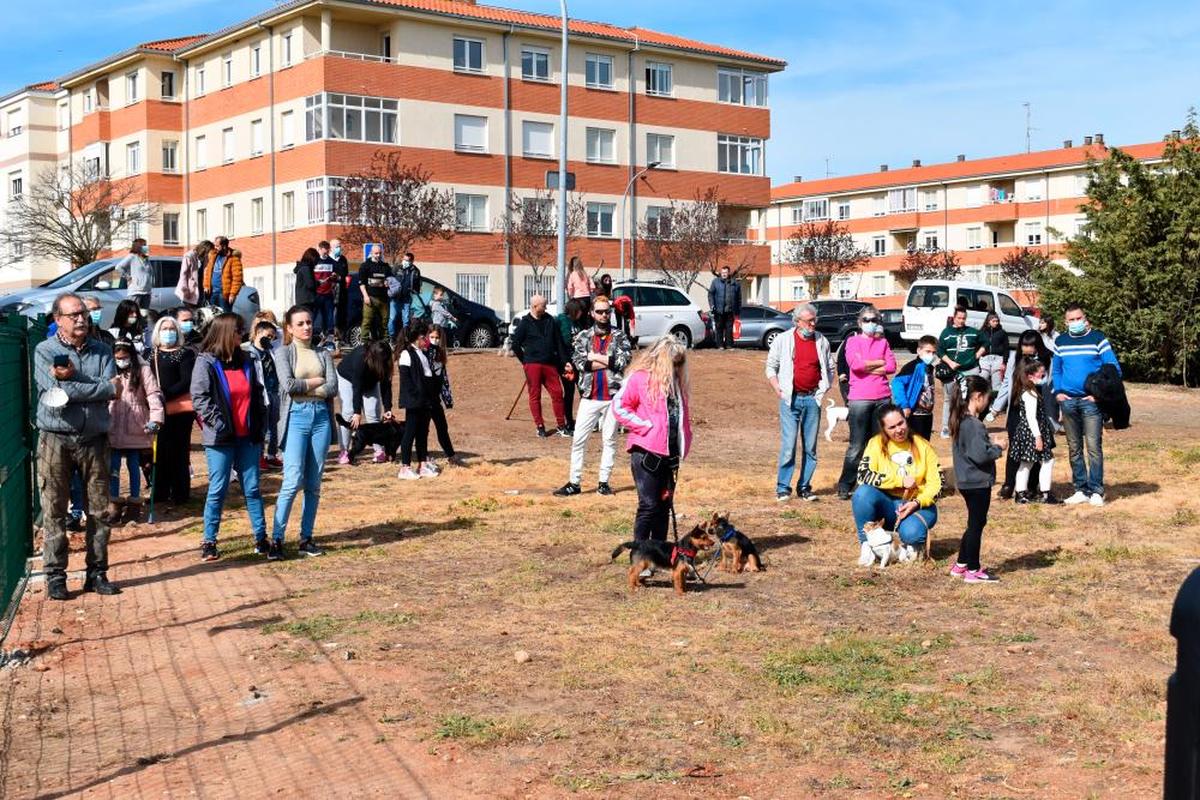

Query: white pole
left=555, top=1, right=569, bottom=311
left=619, top=161, right=659, bottom=282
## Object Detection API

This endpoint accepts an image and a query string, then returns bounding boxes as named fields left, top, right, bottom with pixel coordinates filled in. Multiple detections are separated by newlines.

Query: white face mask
left=115, top=358, right=131, bottom=369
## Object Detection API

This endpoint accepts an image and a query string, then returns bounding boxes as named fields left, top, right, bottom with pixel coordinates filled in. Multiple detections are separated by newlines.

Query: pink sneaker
left=963, top=568, right=1000, bottom=583
left=337, top=451, right=351, bottom=466
left=949, top=563, right=969, bottom=578
left=372, top=451, right=389, bottom=464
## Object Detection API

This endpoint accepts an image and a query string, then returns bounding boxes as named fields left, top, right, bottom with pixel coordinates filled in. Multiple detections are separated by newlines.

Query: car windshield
left=38, top=259, right=116, bottom=290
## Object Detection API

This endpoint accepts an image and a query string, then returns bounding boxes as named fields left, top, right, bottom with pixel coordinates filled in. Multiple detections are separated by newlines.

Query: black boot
left=82, top=571, right=122, bottom=595
left=1014, top=491, right=1032, bottom=505
left=46, top=576, right=69, bottom=601
left=998, top=484, right=1014, bottom=500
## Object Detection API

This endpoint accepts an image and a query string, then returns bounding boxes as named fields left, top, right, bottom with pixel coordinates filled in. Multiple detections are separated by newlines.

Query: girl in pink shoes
left=949, top=375, right=1003, bottom=583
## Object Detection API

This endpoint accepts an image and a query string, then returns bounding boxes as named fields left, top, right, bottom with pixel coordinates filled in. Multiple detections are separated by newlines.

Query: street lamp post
left=619, top=161, right=660, bottom=282
left=554, top=0, right=569, bottom=311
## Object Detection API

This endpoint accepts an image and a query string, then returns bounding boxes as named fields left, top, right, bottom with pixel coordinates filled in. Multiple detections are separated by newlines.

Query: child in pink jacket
left=108, top=339, right=165, bottom=520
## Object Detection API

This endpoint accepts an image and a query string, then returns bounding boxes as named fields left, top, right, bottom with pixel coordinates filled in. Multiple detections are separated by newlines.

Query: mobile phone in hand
left=53, top=355, right=70, bottom=369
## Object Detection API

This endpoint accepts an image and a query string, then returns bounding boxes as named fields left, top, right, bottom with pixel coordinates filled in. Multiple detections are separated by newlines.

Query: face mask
left=332, top=246, right=342, bottom=258
left=799, top=327, right=815, bottom=340
left=141, top=244, right=150, bottom=256
left=161, top=330, right=178, bottom=346
left=1068, top=320, right=1087, bottom=335
left=403, top=259, right=413, bottom=267
left=428, top=338, right=440, bottom=348
left=259, top=337, right=274, bottom=350
left=919, top=351, right=937, bottom=365
left=862, top=323, right=879, bottom=336
left=89, top=309, right=102, bottom=324
left=179, top=320, right=194, bottom=335
left=1033, top=376, right=1047, bottom=386
left=127, top=315, right=139, bottom=326
left=115, top=358, right=131, bottom=369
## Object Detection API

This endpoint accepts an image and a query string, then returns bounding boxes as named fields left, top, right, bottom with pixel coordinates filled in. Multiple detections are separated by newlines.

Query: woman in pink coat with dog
left=107, top=338, right=165, bottom=522
left=612, top=335, right=692, bottom=544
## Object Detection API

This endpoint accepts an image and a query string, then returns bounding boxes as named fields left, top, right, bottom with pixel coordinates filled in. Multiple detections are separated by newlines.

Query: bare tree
left=330, top=150, right=457, bottom=260
left=894, top=247, right=963, bottom=286
left=781, top=220, right=869, bottom=298
left=635, top=187, right=749, bottom=292
left=495, top=188, right=587, bottom=282
left=999, top=247, right=1052, bottom=305
left=0, top=161, right=160, bottom=269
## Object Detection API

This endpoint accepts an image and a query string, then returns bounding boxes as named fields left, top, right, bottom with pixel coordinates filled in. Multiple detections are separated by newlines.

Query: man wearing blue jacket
left=1052, top=303, right=1122, bottom=506
left=708, top=266, right=742, bottom=350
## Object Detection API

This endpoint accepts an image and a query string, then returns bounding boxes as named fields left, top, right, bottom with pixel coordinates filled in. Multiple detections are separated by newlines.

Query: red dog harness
left=671, top=546, right=697, bottom=566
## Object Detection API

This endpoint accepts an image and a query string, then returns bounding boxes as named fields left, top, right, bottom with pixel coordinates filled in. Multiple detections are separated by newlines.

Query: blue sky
left=5, top=0, right=1198, bottom=184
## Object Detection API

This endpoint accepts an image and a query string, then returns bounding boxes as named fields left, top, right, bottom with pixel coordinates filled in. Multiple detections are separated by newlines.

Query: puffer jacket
left=611, top=369, right=692, bottom=459
left=108, top=363, right=165, bottom=449
left=203, top=249, right=245, bottom=299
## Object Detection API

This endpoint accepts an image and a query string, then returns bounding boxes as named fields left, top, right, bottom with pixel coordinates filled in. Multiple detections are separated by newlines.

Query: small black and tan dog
left=610, top=527, right=716, bottom=595
left=700, top=512, right=763, bottom=573
left=334, top=414, right=406, bottom=461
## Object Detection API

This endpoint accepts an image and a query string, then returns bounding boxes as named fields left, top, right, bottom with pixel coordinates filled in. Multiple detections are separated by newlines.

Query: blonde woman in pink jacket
left=107, top=338, right=165, bottom=521
left=566, top=256, right=595, bottom=313
left=612, top=335, right=692, bottom=543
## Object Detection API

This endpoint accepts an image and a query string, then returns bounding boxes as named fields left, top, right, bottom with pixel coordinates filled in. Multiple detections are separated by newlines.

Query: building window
left=251, top=44, right=262, bottom=77
left=521, top=46, right=550, bottom=81
left=455, top=193, right=488, bottom=231
left=586, top=127, right=615, bottom=164
left=304, top=93, right=398, bottom=144
left=128, top=220, right=142, bottom=243
left=872, top=236, right=886, bottom=257
left=802, top=198, right=829, bottom=221
left=5, top=109, right=21, bottom=138
left=280, top=110, right=295, bottom=148
left=645, top=206, right=672, bottom=238
left=645, top=62, right=673, bottom=96
left=453, top=37, right=484, bottom=73
left=587, top=202, right=615, bottom=237
left=965, top=185, right=982, bottom=207
left=251, top=198, right=264, bottom=234
left=872, top=196, right=886, bottom=217
left=222, top=127, right=234, bottom=163
left=83, top=90, right=94, bottom=113
left=222, top=203, right=235, bottom=237
left=8, top=172, right=23, bottom=200
left=922, top=231, right=939, bottom=252
left=84, top=155, right=103, bottom=180
left=523, top=274, right=553, bottom=308
left=585, top=53, right=614, bottom=89
left=381, top=34, right=392, bottom=60
left=1075, top=216, right=1089, bottom=237
left=222, top=53, right=233, bottom=87
left=646, top=133, right=674, bottom=168
left=281, top=191, right=295, bottom=229
left=161, top=71, right=176, bottom=100
left=984, top=264, right=1001, bottom=287
left=195, top=66, right=206, bottom=96
left=1023, top=178, right=1044, bottom=201
left=921, top=189, right=939, bottom=211
left=12, top=240, right=25, bottom=258
left=717, top=134, right=763, bottom=175
left=58, top=103, right=69, bottom=131
left=836, top=201, right=850, bottom=220
left=126, top=71, right=139, bottom=104
left=522, top=121, right=554, bottom=158
left=282, top=34, right=293, bottom=66
left=1074, top=174, right=1090, bottom=197
left=791, top=207, right=803, bottom=225
left=887, top=187, right=916, bottom=213
left=1025, top=221, right=1043, bottom=246
left=161, top=140, right=178, bottom=173
left=250, top=119, right=264, bottom=156
left=966, top=227, right=982, bottom=250
left=456, top=274, right=489, bottom=305
left=791, top=281, right=806, bottom=301
left=195, top=208, right=207, bottom=240
left=163, top=213, right=180, bottom=245
left=194, top=135, right=207, bottom=170
left=126, top=142, right=141, bottom=175
left=306, top=177, right=343, bottom=225
left=872, top=274, right=887, bottom=296
left=454, top=114, right=488, bottom=153
left=717, top=68, right=767, bottom=106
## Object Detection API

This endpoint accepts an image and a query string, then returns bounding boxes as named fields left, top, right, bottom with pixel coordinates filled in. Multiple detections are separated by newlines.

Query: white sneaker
left=1088, top=493, right=1105, bottom=507
left=857, top=541, right=874, bottom=567
left=1064, top=491, right=1089, bottom=505
left=419, top=462, right=439, bottom=478
left=397, top=466, right=420, bottom=481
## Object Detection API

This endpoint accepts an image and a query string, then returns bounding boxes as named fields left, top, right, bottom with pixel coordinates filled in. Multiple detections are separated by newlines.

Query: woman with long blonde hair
left=566, top=255, right=595, bottom=314
left=612, top=336, right=692, bottom=543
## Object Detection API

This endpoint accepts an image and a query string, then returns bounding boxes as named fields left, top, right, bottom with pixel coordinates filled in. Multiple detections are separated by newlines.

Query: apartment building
left=754, top=137, right=1168, bottom=309
left=4, top=0, right=784, bottom=315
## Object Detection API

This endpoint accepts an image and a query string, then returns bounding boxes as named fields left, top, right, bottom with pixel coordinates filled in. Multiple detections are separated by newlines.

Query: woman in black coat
left=293, top=247, right=320, bottom=309
left=396, top=318, right=436, bottom=481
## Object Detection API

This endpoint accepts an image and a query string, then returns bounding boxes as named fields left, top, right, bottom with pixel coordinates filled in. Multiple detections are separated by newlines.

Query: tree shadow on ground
left=759, top=533, right=812, bottom=549
left=1104, top=481, right=1159, bottom=500
left=993, top=547, right=1064, bottom=574
left=487, top=456, right=541, bottom=467
left=929, top=539, right=960, bottom=561
left=53, top=595, right=287, bottom=648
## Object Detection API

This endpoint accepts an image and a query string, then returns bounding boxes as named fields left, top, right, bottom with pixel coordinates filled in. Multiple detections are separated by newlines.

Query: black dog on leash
left=334, top=414, right=405, bottom=461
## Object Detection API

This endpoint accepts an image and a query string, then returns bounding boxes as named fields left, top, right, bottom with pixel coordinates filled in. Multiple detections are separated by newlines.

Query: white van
left=901, top=280, right=1035, bottom=347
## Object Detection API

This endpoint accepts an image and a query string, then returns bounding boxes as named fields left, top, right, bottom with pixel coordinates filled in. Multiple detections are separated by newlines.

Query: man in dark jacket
left=708, top=266, right=742, bottom=350
left=389, top=251, right=423, bottom=338
left=323, top=239, right=351, bottom=342
left=511, top=294, right=568, bottom=438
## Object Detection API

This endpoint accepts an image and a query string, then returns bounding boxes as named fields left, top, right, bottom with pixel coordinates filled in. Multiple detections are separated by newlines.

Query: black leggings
left=957, top=487, right=991, bottom=571
left=154, top=412, right=193, bottom=503
left=429, top=403, right=455, bottom=458
left=401, top=408, right=431, bottom=466
left=631, top=449, right=675, bottom=542
left=561, top=376, right=577, bottom=429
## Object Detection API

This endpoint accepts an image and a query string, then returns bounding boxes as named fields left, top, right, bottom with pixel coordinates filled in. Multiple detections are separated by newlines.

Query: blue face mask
left=179, top=320, right=195, bottom=335
left=919, top=351, right=937, bottom=365
left=332, top=246, right=342, bottom=258
left=89, top=309, right=102, bottom=325
left=141, top=244, right=150, bottom=256
left=161, top=329, right=178, bottom=346
left=1068, top=320, right=1087, bottom=335
left=799, top=327, right=815, bottom=340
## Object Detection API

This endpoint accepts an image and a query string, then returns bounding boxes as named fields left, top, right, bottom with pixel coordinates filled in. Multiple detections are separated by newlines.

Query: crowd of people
left=767, top=300, right=1124, bottom=583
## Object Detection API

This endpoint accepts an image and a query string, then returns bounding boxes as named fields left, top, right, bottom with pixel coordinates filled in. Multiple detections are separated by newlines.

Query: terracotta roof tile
left=772, top=140, right=1169, bottom=200
left=140, top=35, right=208, bottom=52
left=26, top=81, right=59, bottom=92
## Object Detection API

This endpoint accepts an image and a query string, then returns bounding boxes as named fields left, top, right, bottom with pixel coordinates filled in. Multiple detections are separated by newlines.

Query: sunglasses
left=861, top=316, right=880, bottom=324
left=593, top=308, right=611, bottom=315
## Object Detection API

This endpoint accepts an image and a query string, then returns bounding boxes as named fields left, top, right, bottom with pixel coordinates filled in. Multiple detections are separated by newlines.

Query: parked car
left=0, top=256, right=260, bottom=329
left=879, top=308, right=907, bottom=350
left=901, top=280, right=1036, bottom=347
left=511, top=281, right=709, bottom=348
left=809, top=299, right=868, bottom=348
left=732, top=304, right=794, bottom=349
left=345, top=274, right=505, bottom=348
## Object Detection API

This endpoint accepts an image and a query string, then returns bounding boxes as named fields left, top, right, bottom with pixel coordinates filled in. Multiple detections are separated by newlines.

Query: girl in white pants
left=1009, top=360, right=1060, bottom=504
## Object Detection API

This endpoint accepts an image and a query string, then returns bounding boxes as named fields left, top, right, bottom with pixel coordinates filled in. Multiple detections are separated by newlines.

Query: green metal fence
left=0, top=313, right=46, bottom=646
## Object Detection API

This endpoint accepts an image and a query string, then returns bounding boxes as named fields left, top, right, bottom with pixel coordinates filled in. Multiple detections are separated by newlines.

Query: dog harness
left=670, top=546, right=697, bottom=566
left=719, top=526, right=739, bottom=544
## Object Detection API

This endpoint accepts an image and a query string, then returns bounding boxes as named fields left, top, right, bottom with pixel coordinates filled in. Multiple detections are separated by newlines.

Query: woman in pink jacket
left=612, top=336, right=692, bottom=542
left=566, top=256, right=595, bottom=313
left=107, top=338, right=165, bottom=522
left=835, top=304, right=897, bottom=499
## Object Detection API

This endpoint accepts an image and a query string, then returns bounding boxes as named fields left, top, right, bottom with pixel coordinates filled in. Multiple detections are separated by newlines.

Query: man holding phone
left=35, top=292, right=124, bottom=600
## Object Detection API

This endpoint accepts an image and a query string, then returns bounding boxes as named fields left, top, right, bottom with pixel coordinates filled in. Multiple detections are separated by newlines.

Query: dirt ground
left=2, top=348, right=1196, bottom=799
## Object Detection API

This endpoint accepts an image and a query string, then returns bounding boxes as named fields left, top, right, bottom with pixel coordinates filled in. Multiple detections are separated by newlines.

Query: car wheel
left=763, top=329, right=782, bottom=349
left=670, top=326, right=692, bottom=348
left=466, top=323, right=497, bottom=349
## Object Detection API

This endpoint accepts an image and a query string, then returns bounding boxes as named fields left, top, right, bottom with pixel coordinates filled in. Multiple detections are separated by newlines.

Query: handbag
left=934, top=362, right=956, bottom=384
left=152, top=348, right=195, bottom=415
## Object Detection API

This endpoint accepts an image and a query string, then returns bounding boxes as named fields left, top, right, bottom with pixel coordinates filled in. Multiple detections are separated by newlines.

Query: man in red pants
left=511, top=294, right=569, bottom=438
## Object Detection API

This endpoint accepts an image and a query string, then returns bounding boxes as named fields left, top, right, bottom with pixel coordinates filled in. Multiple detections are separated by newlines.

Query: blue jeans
left=388, top=299, right=412, bottom=337
left=837, top=398, right=890, bottom=494
left=272, top=402, right=332, bottom=543
left=851, top=484, right=938, bottom=546
left=203, top=439, right=266, bottom=544
left=313, top=295, right=336, bottom=337
left=109, top=448, right=141, bottom=499
left=776, top=393, right=821, bottom=496
left=265, top=394, right=281, bottom=458
left=1061, top=397, right=1104, bottom=495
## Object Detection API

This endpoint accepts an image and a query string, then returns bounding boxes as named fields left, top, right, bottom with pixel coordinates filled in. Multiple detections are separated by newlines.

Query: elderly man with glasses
left=766, top=303, right=834, bottom=502
left=835, top=305, right=897, bottom=500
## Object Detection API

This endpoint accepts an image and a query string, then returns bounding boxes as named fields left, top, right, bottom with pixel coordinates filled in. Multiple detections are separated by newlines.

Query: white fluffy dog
left=823, top=398, right=850, bottom=441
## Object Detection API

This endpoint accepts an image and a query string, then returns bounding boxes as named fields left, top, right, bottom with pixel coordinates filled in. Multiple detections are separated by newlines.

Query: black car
left=810, top=300, right=869, bottom=347
left=879, top=308, right=908, bottom=351
left=346, top=275, right=504, bottom=348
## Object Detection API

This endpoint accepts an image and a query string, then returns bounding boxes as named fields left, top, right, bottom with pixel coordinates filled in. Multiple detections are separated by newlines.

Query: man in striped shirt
left=1052, top=303, right=1122, bottom=506
left=554, top=296, right=633, bottom=497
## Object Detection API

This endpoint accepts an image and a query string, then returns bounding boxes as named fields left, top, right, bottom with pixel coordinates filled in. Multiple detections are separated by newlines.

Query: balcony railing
left=309, top=49, right=395, bottom=64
